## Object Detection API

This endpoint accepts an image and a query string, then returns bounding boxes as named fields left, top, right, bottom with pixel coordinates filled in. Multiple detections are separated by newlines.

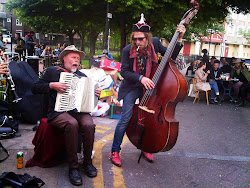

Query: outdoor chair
left=192, top=78, right=211, bottom=105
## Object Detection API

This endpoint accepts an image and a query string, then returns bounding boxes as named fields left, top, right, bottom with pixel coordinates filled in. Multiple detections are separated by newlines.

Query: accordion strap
left=0, top=141, right=9, bottom=163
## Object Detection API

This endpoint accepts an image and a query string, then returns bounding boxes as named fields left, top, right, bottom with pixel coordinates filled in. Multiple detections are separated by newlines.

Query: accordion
left=54, top=72, right=98, bottom=113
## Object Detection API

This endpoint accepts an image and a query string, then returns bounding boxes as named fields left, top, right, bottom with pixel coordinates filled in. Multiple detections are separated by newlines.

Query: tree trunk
left=120, top=14, right=127, bottom=54
left=89, top=30, right=98, bottom=58
left=68, top=31, right=74, bottom=45
left=78, top=31, right=86, bottom=52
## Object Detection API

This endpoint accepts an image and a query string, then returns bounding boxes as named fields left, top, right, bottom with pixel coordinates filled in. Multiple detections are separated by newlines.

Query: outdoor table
left=216, top=78, right=239, bottom=103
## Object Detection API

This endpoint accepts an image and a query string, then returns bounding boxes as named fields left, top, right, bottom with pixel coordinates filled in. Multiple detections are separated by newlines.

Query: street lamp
left=10, top=12, right=12, bottom=53
left=103, top=2, right=112, bottom=55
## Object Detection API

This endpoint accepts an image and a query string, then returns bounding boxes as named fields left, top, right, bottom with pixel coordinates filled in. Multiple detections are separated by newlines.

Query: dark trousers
left=239, top=83, right=250, bottom=102
left=49, top=111, right=95, bottom=168
left=27, top=48, right=34, bottom=56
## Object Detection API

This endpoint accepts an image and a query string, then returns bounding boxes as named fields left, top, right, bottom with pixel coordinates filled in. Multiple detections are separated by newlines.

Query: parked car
left=3, top=35, right=11, bottom=43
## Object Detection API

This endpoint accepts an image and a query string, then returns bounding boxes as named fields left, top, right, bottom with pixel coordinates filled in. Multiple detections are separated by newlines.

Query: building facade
left=179, top=9, right=250, bottom=59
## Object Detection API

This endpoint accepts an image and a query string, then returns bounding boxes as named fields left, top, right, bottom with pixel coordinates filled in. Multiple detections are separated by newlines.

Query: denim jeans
left=111, top=89, right=142, bottom=152
left=209, top=81, right=219, bottom=99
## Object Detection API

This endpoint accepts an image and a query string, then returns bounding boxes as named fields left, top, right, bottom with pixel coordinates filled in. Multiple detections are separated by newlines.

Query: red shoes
left=110, top=152, right=122, bottom=167
left=142, top=152, right=154, bottom=163
left=110, top=151, right=153, bottom=166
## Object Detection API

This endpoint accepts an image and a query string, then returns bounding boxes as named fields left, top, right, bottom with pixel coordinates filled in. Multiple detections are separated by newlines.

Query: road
left=0, top=98, right=249, bottom=187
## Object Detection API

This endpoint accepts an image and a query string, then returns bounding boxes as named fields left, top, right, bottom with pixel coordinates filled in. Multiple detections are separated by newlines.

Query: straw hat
left=59, top=45, right=85, bottom=63
left=232, top=58, right=242, bottom=64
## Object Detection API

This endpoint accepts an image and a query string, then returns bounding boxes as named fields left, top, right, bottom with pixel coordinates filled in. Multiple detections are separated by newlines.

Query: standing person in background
left=14, top=33, right=25, bottom=61
left=25, top=31, right=36, bottom=56
left=55, top=43, right=62, bottom=56
left=201, top=49, right=209, bottom=65
left=0, top=34, right=7, bottom=51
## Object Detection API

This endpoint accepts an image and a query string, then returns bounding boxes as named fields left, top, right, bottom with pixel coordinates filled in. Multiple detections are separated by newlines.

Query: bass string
left=140, top=32, right=179, bottom=106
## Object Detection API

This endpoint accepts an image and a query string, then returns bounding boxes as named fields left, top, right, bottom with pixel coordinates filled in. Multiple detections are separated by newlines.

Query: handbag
left=0, top=115, right=19, bottom=139
left=0, top=172, right=45, bottom=187
left=0, top=115, right=19, bottom=131
left=188, top=84, right=197, bottom=97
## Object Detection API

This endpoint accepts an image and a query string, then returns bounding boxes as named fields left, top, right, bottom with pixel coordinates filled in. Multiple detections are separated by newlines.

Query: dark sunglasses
left=132, top=37, right=145, bottom=41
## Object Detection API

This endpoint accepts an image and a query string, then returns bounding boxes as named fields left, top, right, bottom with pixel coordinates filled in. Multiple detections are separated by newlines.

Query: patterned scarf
left=129, top=43, right=158, bottom=78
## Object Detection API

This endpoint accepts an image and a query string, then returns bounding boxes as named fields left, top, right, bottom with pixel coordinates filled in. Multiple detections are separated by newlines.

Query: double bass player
left=110, top=14, right=186, bottom=166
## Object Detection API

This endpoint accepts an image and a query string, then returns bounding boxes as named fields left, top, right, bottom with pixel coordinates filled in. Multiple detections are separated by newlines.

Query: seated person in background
left=195, top=61, right=221, bottom=104
left=41, top=45, right=53, bottom=57
left=32, top=45, right=101, bottom=186
left=220, top=57, right=232, bottom=73
left=52, top=50, right=58, bottom=58
left=231, top=59, right=250, bottom=107
left=35, top=45, right=44, bottom=57
left=208, top=60, right=223, bottom=90
left=186, top=60, right=200, bottom=76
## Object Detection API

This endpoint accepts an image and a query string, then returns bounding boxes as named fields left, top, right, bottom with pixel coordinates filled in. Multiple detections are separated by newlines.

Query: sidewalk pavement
left=0, top=98, right=249, bottom=188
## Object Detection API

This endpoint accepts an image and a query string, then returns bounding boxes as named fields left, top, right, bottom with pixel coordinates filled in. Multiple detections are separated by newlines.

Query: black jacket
left=32, top=66, right=86, bottom=122
left=118, top=37, right=183, bottom=100
left=207, top=68, right=222, bottom=81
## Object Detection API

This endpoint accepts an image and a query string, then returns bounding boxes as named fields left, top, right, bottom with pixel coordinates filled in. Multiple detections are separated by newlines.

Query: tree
left=240, top=29, right=250, bottom=44
left=6, top=0, right=250, bottom=55
left=6, top=0, right=106, bottom=54
left=109, top=0, right=250, bottom=53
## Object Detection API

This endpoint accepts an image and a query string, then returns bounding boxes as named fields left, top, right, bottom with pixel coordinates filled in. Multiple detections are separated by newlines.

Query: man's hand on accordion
left=95, top=87, right=101, bottom=98
left=49, top=82, right=69, bottom=93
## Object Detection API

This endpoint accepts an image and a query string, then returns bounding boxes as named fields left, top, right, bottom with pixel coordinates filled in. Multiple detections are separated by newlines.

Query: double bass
left=126, top=0, right=200, bottom=153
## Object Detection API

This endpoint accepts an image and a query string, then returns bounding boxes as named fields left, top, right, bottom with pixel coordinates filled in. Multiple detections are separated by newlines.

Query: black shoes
left=83, top=163, right=98, bottom=177
left=236, top=101, right=246, bottom=107
left=210, top=96, right=221, bottom=105
left=69, top=168, right=82, bottom=186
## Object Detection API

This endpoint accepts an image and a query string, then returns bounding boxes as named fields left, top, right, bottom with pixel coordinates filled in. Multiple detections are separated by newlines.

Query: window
left=16, top=30, right=22, bottom=37
left=237, top=26, right=244, bottom=37
left=7, top=18, right=11, bottom=22
left=35, top=33, right=39, bottom=39
left=227, top=24, right=235, bottom=36
left=16, top=19, right=22, bottom=26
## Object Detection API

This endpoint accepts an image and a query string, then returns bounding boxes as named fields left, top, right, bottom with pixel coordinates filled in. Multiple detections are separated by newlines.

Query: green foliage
left=240, top=29, right=250, bottom=44
left=5, top=0, right=250, bottom=53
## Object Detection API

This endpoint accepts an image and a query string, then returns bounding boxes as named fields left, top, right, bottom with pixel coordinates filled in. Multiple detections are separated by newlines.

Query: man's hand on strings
left=141, top=77, right=155, bottom=90
left=50, top=82, right=69, bottom=93
left=95, top=87, right=101, bottom=98
left=176, top=25, right=186, bottom=42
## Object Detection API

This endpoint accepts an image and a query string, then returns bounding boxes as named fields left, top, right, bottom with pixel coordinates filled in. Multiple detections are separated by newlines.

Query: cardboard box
left=104, top=69, right=118, bottom=83
left=99, top=96, right=111, bottom=105
left=100, top=57, right=121, bottom=72
left=100, top=89, right=113, bottom=98
left=108, top=104, right=122, bottom=115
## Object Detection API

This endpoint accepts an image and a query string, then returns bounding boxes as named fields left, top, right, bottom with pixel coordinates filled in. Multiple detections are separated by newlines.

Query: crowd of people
left=0, top=30, right=67, bottom=62
left=186, top=49, right=250, bottom=107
